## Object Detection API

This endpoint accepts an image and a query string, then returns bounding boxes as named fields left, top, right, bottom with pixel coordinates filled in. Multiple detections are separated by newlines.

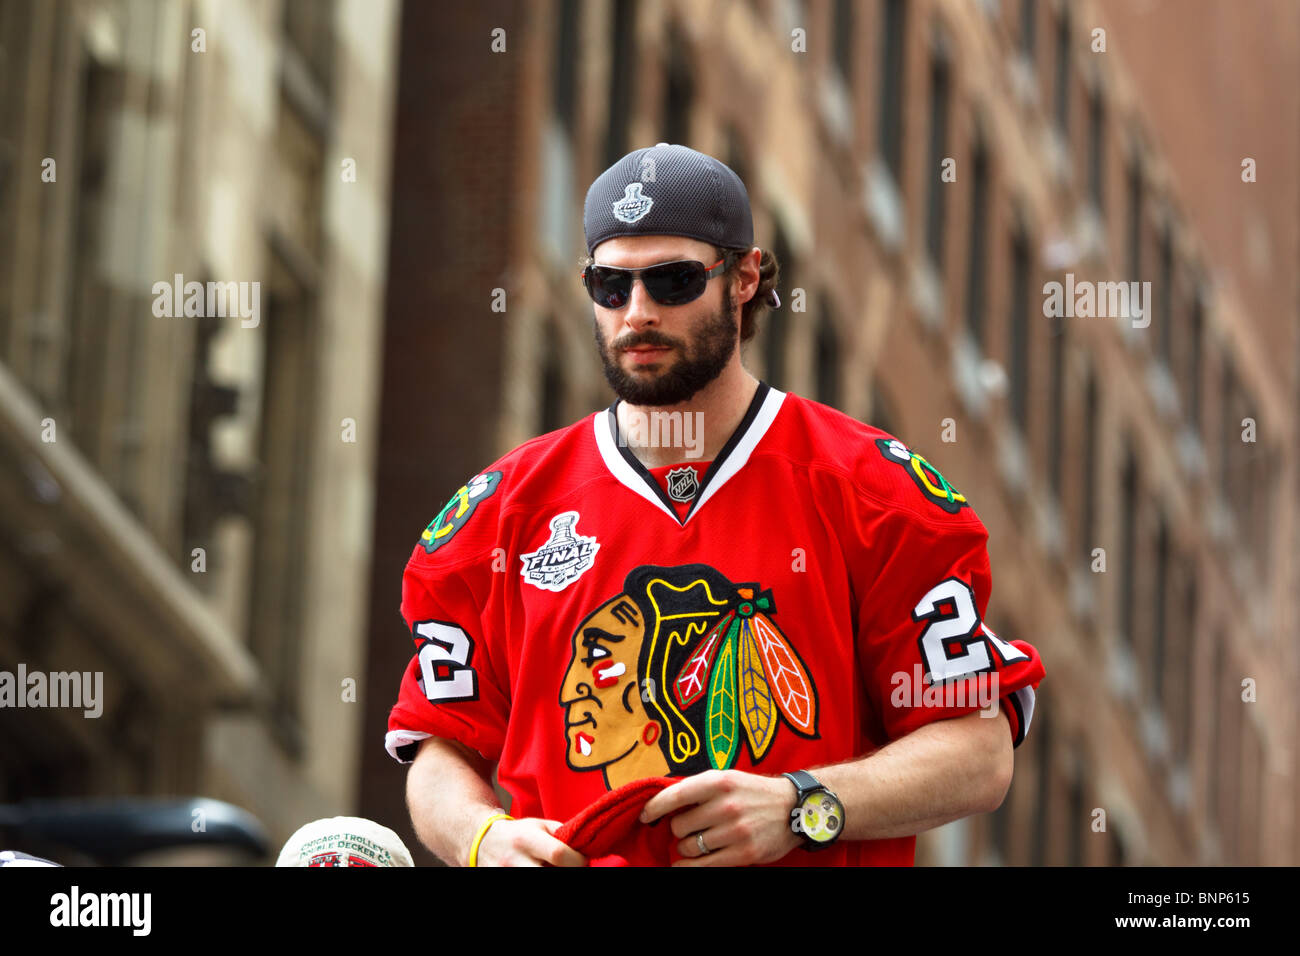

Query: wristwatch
left=783, top=770, right=845, bottom=851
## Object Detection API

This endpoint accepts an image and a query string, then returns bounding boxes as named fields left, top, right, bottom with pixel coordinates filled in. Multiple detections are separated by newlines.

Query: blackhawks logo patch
left=875, top=439, right=968, bottom=514
left=418, top=471, right=502, bottom=554
left=559, top=564, right=819, bottom=791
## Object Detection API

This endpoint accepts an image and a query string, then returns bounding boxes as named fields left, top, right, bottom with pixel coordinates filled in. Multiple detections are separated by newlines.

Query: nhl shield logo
left=612, top=183, right=654, bottom=223
left=665, top=466, right=699, bottom=502
left=520, top=511, right=600, bottom=592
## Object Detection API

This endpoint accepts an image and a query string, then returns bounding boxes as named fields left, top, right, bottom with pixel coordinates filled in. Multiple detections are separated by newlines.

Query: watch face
left=796, top=792, right=843, bottom=844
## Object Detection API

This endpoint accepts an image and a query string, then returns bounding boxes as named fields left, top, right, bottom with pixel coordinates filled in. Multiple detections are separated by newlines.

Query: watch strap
left=784, top=769, right=821, bottom=799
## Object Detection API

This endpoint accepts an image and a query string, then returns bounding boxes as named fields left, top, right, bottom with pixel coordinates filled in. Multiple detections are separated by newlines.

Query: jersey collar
left=592, top=383, right=786, bottom=526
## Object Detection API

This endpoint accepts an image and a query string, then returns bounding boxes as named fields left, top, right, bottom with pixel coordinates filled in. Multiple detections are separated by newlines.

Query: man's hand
left=640, top=769, right=801, bottom=867
left=473, top=816, right=587, bottom=867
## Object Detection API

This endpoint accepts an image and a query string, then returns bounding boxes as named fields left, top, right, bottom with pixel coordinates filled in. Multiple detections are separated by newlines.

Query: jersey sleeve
left=845, top=464, right=1045, bottom=749
left=385, top=473, right=512, bottom=765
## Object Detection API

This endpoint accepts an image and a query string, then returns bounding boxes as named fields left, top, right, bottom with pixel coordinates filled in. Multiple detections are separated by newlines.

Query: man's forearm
left=812, top=708, right=1013, bottom=841
left=405, top=736, right=503, bottom=866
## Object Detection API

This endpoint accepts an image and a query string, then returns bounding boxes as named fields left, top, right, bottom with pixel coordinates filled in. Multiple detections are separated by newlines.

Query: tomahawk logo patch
left=419, top=471, right=502, bottom=554
left=520, top=511, right=600, bottom=592
left=875, top=439, right=968, bottom=514
left=612, top=183, right=654, bottom=223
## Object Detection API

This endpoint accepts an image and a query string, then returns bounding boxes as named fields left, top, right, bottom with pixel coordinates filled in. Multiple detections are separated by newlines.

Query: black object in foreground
left=0, top=797, right=269, bottom=866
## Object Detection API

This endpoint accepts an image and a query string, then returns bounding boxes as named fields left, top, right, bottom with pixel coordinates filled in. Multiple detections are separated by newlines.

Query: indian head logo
left=611, top=182, right=654, bottom=223
left=559, top=564, right=819, bottom=790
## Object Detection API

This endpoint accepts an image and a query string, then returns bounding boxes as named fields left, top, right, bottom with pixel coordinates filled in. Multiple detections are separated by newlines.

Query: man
left=387, top=143, right=1045, bottom=867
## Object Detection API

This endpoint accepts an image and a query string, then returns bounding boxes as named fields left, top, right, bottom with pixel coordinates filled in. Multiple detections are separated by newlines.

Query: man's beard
left=593, top=286, right=737, bottom=406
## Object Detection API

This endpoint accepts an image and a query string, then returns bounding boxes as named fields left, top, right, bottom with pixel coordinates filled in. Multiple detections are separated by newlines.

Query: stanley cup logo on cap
left=611, top=182, right=654, bottom=223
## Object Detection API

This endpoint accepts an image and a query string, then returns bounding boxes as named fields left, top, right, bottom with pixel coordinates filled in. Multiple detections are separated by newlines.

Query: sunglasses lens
left=587, top=267, right=632, bottom=308
left=584, top=261, right=712, bottom=308
left=642, top=262, right=707, bottom=305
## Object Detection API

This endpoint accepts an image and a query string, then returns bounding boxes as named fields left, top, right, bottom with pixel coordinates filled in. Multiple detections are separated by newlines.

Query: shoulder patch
left=418, top=471, right=502, bottom=554
left=874, top=439, right=968, bottom=514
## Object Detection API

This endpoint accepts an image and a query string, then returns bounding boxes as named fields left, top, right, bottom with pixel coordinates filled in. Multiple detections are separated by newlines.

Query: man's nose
left=621, top=278, right=659, bottom=331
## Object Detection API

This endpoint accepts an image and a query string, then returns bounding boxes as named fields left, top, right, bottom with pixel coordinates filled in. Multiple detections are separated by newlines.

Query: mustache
left=614, top=331, right=680, bottom=351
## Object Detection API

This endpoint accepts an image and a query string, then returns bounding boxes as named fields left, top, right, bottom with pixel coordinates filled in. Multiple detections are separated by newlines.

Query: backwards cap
left=583, top=143, right=754, bottom=257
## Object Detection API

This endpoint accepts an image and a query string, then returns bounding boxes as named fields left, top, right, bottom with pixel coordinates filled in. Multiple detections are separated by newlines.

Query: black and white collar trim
left=592, top=383, right=786, bottom=526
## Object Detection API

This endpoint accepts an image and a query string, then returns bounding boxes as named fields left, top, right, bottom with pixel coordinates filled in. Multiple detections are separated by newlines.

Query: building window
left=1052, top=4, right=1071, bottom=140
left=924, top=34, right=951, bottom=271
left=723, top=124, right=750, bottom=197
left=870, top=381, right=899, bottom=438
left=246, top=254, right=319, bottom=755
left=604, top=0, right=638, bottom=166
left=1019, top=0, right=1037, bottom=62
left=553, top=0, right=580, bottom=133
left=1067, top=762, right=1085, bottom=866
left=1158, top=225, right=1174, bottom=366
left=815, top=305, right=840, bottom=409
left=1110, top=830, right=1127, bottom=867
left=1187, top=292, right=1204, bottom=432
left=182, top=311, right=249, bottom=584
left=965, top=137, right=990, bottom=350
left=1152, top=516, right=1168, bottom=706
left=282, top=0, right=335, bottom=92
left=1080, top=370, right=1098, bottom=563
left=1031, top=706, right=1051, bottom=867
left=1119, top=443, right=1138, bottom=646
left=1207, top=632, right=1223, bottom=823
left=662, top=27, right=693, bottom=145
left=539, top=319, right=565, bottom=434
left=1219, top=355, right=1235, bottom=504
left=1178, top=558, right=1197, bottom=762
left=1087, top=88, right=1106, bottom=212
left=1008, top=226, right=1031, bottom=433
left=877, top=0, right=908, bottom=182
left=832, top=0, right=854, bottom=82
left=1048, top=316, right=1065, bottom=499
left=1127, top=158, right=1143, bottom=280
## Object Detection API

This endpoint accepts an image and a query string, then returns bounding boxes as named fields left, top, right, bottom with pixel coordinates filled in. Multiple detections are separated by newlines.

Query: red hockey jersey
left=387, top=384, right=1045, bottom=866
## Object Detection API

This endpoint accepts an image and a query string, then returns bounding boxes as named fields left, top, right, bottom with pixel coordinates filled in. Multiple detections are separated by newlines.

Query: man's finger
left=667, top=801, right=729, bottom=839
left=672, top=842, right=747, bottom=867
left=641, top=774, right=721, bottom=823
left=523, top=826, right=585, bottom=867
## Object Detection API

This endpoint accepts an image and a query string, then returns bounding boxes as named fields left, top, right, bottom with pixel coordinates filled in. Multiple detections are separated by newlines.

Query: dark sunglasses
left=580, top=258, right=725, bottom=309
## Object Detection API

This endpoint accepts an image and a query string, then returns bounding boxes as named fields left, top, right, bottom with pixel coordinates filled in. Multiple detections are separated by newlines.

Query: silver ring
left=696, top=832, right=709, bottom=855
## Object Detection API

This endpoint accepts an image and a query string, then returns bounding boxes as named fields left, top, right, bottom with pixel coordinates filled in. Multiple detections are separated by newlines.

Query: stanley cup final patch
left=612, top=183, right=653, bottom=223
left=520, top=511, right=600, bottom=592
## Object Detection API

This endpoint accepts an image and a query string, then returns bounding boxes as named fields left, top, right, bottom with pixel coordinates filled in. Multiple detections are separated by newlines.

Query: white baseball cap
left=275, top=816, right=414, bottom=867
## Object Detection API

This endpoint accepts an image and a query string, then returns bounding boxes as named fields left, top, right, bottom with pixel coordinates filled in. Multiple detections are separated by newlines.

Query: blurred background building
left=0, top=0, right=400, bottom=852
left=3, top=0, right=1296, bottom=867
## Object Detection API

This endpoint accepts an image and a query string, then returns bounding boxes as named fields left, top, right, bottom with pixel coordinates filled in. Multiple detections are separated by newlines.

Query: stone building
left=0, top=0, right=400, bottom=855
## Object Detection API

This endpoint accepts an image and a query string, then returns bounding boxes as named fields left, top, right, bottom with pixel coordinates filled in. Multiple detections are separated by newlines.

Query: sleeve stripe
left=1009, top=685, right=1035, bottom=748
left=385, top=729, right=433, bottom=764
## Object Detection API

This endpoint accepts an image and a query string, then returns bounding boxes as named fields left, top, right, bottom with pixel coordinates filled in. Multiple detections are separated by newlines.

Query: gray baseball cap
left=583, top=143, right=754, bottom=257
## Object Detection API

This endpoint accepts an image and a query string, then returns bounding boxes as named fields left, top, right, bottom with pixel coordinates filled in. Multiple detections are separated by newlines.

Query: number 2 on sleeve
left=414, top=619, right=479, bottom=703
left=911, top=578, right=1028, bottom=683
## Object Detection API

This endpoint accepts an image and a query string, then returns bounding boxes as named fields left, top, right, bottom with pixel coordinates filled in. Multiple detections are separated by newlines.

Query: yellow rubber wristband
left=468, top=812, right=513, bottom=867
